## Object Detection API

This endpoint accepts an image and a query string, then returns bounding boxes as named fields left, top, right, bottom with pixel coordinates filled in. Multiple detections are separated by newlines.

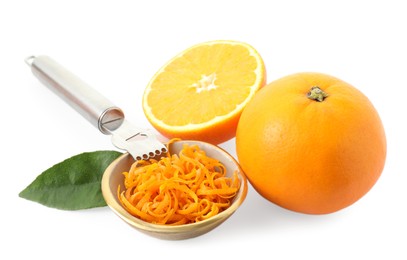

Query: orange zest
left=118, top=142, right=240, bottom=225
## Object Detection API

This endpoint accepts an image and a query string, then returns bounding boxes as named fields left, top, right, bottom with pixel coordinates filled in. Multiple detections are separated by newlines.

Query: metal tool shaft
left=26, top=55, right=124, bottom=134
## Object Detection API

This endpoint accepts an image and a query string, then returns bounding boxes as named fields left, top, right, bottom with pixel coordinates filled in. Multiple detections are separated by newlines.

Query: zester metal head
left=104, top=119, right=168, bottom=161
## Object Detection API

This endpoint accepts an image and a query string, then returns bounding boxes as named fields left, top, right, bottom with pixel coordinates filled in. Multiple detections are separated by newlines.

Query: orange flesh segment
left=145, top=41, right=263, bottom=127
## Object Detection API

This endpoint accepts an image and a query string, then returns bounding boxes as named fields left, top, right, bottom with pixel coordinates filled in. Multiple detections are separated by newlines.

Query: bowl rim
left=101, top=140, right=248, bottom=235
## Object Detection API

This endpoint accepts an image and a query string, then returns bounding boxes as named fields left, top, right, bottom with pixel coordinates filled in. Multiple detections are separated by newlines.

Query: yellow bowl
left=101, top=140, right=248, bottom=240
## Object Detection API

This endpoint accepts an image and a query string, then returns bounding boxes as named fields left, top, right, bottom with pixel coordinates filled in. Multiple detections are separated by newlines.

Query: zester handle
left=25, top=55, right=124, bottom=134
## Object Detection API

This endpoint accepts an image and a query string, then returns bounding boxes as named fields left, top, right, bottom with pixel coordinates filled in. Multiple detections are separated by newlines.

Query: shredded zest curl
left=118, top=141, right=240, bottom=225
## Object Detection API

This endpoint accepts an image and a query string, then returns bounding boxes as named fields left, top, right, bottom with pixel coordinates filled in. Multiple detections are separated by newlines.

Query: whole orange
left=236, top=72, right=386, bottom=214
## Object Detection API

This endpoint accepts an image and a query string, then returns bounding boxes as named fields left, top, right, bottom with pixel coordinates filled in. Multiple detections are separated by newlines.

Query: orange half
left=142, top=40, right=266, bottom=144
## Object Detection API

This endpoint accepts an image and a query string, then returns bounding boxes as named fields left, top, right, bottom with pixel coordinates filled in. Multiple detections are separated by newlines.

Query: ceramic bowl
left=101, top=140, right=247, bottom=240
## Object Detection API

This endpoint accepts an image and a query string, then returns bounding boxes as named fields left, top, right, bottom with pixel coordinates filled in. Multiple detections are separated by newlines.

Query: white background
left=1, top=0, right=406, bottom=259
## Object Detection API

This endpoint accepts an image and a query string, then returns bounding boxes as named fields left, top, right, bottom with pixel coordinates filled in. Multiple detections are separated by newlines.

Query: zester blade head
left=106, top=120, right=168, bottom=161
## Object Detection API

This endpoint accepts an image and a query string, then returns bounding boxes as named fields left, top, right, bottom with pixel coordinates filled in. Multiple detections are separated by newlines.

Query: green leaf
left=19, top=150, right=122, bottom=210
